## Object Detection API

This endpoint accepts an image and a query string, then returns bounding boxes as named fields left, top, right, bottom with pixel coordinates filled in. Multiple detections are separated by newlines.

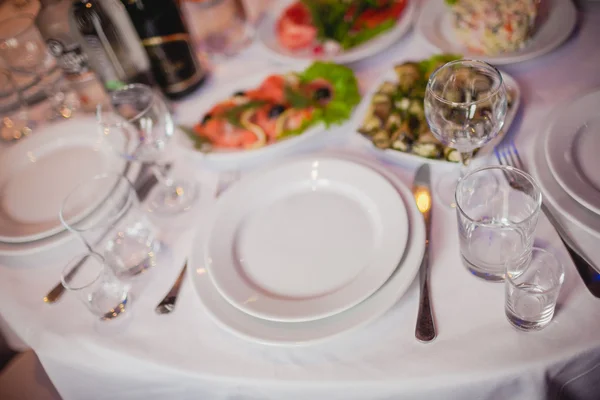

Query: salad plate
left=530, top=119, right=600, bottom=239
left=544, top=90, right=600, bottom=215
left=416, top=0, right=576, bottom=65
left=0, top=117, right=130, bottom=244
left=256, top=0, right=417, bottom=65
left=176, top=62, right=360, bottom=167
left=354, top=55, right=521, bottom=167
left=204, top=157, right=408, bottom=322
left=188, top=154, right=425, bottom=345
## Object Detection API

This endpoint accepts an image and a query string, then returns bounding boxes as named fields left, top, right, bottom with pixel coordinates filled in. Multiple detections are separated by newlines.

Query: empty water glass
left=61, top=252, right=130, bottom=320
left=455, top=165, right=542, bottom=281
left=0, top=69, right=34, bottom=141
left=505, top=247, right=565, bottom=331
left=60, top=173, right=161, bottom=278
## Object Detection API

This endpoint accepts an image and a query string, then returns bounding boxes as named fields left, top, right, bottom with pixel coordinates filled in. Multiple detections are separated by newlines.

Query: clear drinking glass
left=59, top=173, right=161, bottom=278
left=0, top=69, right=34, bottom=141
left=425, top=59, right=508, bottom=206
left=505, top=247, right=565, bottom=331
left=0, top=14, right=77, bottom=120
left=455, top=165, right=542, bottom=282
left=97, top=83, right=199, bottom=214
left=182, top=0, right=254, bottom=59
left=61, top=252, right=130, bottom=320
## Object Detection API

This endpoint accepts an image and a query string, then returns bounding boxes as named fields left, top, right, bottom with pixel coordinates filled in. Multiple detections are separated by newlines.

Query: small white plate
left=354, top=70, right=521, bottom=167
left=188, top=155, right=425, bottom=345
left=256, top=0, right=417, bottom=65
left=204, top=157, right=408, bottom=322
left=0, top=117, right=128, bottom=243
left=530, top=121, right=600, bottom=240
left=544, top=90, right=600, bottom=215
left=176, top=67, right=331, bottom=168
left=416, top=0, right=577, bottom=65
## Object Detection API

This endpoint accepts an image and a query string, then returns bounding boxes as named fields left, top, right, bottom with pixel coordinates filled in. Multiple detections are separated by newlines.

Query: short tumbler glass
left=455, top=165, right=542, bottom=281
left=61, top=252, right=130, bottom=320
left=505, top=247, right=565, bottom=331
left=60, top=173, right=161, bottom=278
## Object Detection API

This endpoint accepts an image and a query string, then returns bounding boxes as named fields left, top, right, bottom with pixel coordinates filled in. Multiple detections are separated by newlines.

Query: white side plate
left=353, top=70, right=521, bottom=167
left=204, top=157, right=408, bottom=322
left=0, top=117, right=127, bottom=243
left=188, top=154, right=425, bottom=345
left=544, top=90, right=600, bottom=215
left=416, top=0, right=577, bottom=65
left=256, top=0, right=417, bottom=65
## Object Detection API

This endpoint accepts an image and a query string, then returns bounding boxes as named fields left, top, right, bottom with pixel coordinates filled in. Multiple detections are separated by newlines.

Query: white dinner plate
left=354, top=70, right=521, bottom=167
left=204, top=157, right=408, bottom=322
left=256, top=0, right=417, bottom=65
left=416, top=0, right=577, bottom=65
left=544, top=90, right=600, bottom=215
left=188, top=155, right=425, bottom=345
left=175, top=67, right=333, bottom=168
left=0, top=117, right=128, bottom=243
left=530, top=122, right=600, bottom=240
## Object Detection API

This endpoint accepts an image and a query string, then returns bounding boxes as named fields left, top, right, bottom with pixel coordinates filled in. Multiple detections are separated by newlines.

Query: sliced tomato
left=194, top=119, right=256, bottom=149
left=286, top=108, right=314, bottom=131
left=276, top=2, right=317, bottom=50
left=354, top=0, right=406, bottom=29
left=246, top=75, right=286, bottom=103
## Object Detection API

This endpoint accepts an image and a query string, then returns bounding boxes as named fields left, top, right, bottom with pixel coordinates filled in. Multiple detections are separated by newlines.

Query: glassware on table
left=0, top=68, right=34, bottom=141
left=61, top=252, right=130, bottom=320
left=97, top=83, right=199, bottom=214
left=505, top=247, right=565, bottom=331
left=0, top=14, right=77, bottom=121
left=59, top=173, right=161, bottom=278
left=455, top=165, right=542, bottom=282
left=181, top=0, right=254, bottom=59
left=424, top=59, right=508, bottom=206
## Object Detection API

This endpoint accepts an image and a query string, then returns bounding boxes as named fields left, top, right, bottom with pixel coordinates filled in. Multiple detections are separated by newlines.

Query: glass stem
left=458, top=150, right=474, bottom=178
left=151, top=164, right=174, bottom=188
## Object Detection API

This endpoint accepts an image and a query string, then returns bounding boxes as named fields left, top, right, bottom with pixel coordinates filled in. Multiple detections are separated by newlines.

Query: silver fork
left=154, top=170, right=240, bottom=314
left=495, top=141, right=600, bottom=298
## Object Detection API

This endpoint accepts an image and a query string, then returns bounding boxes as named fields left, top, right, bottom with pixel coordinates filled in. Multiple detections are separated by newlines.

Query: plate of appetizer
left=177, top=62, right=361, bottom=166
left=256, top=0, right=417, bottom=64
left=416, top=0, right=577, bottom=65
left=354, top=54, right=521, bottom=166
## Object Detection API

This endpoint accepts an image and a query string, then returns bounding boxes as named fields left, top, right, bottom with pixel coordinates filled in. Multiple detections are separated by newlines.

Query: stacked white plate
left=0, top=116, right=139, bottom=266
left=530, top=90, right=600, bottom=250
left=188, top=155, right=426, bottom=345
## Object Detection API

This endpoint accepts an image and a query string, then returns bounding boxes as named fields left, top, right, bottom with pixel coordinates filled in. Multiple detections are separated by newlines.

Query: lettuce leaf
left=298, top=62, right=361, bottom=128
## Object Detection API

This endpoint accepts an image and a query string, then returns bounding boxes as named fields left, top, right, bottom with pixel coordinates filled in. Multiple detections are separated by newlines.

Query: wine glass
left=97, top=83, right=199, bottom=214
left=0, top=68, right=35, bottom=141
left=424, top=59, right=508, bottom=207
left=0, top=14, right=77, bottom=120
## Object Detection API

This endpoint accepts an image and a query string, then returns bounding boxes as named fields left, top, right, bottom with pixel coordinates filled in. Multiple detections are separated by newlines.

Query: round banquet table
left=1, top=1, right=600, bottom=399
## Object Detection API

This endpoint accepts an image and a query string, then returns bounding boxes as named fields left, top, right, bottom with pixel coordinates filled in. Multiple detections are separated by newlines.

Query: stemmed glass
left=97, top=84, right=199, bottom=214
left=0, top=14, right=77, bottom=120
left=0, top=68, right=34, bottom=141
left=424, top=59, right=508, bottom=206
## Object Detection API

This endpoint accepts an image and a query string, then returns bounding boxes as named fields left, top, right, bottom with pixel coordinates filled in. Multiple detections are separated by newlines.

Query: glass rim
left=59, top=172, right=134, bottom=234
left=0, top=14, right=37, bottom=41
left=455, top=164, right=543, bottom=225
left=61, top=252, right=105, bottom=291
left=505, top=247, right=565, bottom=294
left=426, top=59, right=505, bottom=107
left=100, top=83, right=157, bottom=128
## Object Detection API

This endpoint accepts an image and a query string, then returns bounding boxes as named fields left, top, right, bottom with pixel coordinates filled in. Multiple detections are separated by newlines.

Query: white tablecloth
left=2, top=1, right=600, bottom=399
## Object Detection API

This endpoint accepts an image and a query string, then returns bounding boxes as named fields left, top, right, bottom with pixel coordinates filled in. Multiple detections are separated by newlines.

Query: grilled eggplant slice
left=412, top=142, right=442, bottom=159
left=394, top=62, right=421, bottom=91
left=372, top=130, right=391, bottom=149
left=377, top=81, right=397, bottom=96
left=443, top=147, right=461, bottom=162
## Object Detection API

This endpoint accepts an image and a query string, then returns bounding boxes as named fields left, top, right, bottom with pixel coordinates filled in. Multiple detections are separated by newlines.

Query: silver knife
left=413, top=164, right=436, bottom=343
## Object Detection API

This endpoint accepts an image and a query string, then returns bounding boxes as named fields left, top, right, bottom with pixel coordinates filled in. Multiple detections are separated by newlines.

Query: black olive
left=313, top=87, right=332, bottom=101
left=201, top=114, right=212, bottom=124
left=233, top=90, right=246, bottom=97
left=268, top=104, right=286, bottom=118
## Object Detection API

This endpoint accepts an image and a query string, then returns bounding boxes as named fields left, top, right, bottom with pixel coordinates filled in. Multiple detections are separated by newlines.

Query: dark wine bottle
left=120, top=0, right=208, bottom=100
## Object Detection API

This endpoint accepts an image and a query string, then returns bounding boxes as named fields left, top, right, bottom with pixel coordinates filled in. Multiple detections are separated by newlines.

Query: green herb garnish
left=222, top=100, right=266, bottom=127
left=179, top=125, right=212, bottom=153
